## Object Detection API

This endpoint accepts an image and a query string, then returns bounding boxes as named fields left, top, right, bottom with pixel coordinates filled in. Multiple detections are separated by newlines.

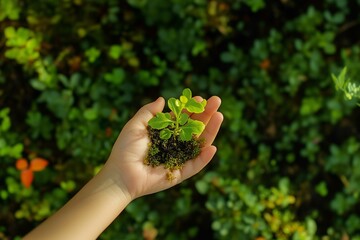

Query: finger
left=133, top=97, right=165, bottom=126
left=191, top=96, right=221, bottom=125
left=179, top=145, right=217, bottom=181
left=200, top=112, right=223, bottom=147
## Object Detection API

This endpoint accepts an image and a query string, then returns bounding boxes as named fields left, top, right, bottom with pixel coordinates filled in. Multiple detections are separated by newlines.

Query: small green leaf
left=185, top=99, right=206, bottom=113
left=315, top=181, right=328, bottom=197
left=4, top=27, right=16, bottom=39
left=201, top=99, right=207, bottom=108
left=195, top=180, right=209, bottom=194
left=109, top=45, right=122, bottom=59
left=180, top=95, right=188, bottom=103
left=148, top=113, right=173, bottom=129
left=0, top=108, right=11, bottom=132
left=182, top=88, right=192, bottom=99
left=332, top=67, right=348, bottom=90
left=104, top=68, right=125, bottom=85
left=85, top=47, right=101, bottom=63
left=332, top=67, right=360, bottom=102
left=178, top=113, right=189, bottom=125
left=160, top=128, right=173, bottom=140
left=168, top=98, right=182, bottom=117
left=84, top=108, right=98, bottom=120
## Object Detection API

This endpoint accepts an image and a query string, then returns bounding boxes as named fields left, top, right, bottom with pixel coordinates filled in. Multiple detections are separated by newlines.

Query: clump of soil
left=144, top=126, right=204, bottom=170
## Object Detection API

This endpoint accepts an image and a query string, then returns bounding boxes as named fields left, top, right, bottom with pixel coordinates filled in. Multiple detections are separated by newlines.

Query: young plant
left=145, top=88, right=207, bottom=174
left=148, top=88, right=207, bottom=141
left=332, top=66, right=360, bottom=104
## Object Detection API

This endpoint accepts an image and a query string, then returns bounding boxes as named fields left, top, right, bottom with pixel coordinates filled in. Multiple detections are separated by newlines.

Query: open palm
left=107, top=96, right=223, bottom=200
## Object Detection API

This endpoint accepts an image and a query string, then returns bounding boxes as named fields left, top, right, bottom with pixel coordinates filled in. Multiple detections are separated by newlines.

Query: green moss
left=145, top=126, right=203, bottom=171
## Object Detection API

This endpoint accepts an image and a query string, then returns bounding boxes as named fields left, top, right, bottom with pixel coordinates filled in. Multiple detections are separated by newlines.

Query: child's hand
left=106, top=96, right=223, bottom=200
left=24, top=96, right=223, bottom=240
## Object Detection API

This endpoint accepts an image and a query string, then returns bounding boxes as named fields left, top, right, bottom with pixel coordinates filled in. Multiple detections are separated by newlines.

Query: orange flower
left=30, top=158, right=48, bottom=171
left=16, top=158, right=28, bottom=170
left=21, top=169, right=34, bottom=188
left=16, top=157, right=48, bottom=188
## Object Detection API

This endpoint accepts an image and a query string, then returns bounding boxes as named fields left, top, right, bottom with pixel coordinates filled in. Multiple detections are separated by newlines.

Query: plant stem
left=174, top=103, right=184, bottom=136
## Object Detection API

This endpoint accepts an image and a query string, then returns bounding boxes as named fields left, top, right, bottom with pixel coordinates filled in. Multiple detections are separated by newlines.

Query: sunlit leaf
left=180, top=96, right=188, bottom=104
left=182, top=88, right=192, bottom=100
left=108, top=45, right=122, bottom=59
left=185, top=98, right=206, bottom=113
left=148, top=88, right=206, bottom=141
left=148, top=113, right=173, bottom=129
left=4, top=27, right=15, bottom=39
left=168, top=98, right=181, bottom=117
left=332, top=67, right=348, bottom=90
left=201, top=99, right=207, bottom=108
left=332, top=66, right=360, bottom=101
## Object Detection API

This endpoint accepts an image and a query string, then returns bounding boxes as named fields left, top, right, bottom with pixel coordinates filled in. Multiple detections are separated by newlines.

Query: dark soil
left=145, top=126, right=204, bottom=170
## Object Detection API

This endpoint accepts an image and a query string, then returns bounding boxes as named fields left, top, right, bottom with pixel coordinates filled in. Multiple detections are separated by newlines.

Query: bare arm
left=24, top=96, right=223, bottom=240
left=24, top=164, right=131, bottom=240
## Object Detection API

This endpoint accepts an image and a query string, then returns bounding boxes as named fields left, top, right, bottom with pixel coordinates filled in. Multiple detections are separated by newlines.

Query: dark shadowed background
left=1, top=0, right=360, bottom=239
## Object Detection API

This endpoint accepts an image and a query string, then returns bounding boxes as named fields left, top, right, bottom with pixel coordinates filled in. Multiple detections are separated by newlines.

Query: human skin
left=24, top=96, right=223, bottom=240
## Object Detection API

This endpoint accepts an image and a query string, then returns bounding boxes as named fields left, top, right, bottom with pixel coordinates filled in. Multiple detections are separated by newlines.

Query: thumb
left=133, top=97, right=165, bottom=124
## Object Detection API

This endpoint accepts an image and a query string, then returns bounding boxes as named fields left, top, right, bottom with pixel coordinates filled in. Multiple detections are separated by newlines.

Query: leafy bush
left=1, top=0, right=360, bottom=239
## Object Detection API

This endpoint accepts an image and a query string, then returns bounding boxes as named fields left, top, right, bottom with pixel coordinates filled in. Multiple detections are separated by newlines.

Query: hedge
left=1, top=0, right=360, bottom=239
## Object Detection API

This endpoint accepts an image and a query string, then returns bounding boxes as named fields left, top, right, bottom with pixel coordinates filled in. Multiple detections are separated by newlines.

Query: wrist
left=99, top=162, right=133, bottom=204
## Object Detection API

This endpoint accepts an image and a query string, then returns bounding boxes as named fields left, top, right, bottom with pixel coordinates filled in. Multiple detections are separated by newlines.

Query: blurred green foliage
left=1, top=0, right=360, bottom=239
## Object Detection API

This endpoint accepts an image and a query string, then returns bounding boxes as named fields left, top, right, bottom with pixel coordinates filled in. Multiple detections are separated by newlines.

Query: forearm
left=24, top=163, right=132, bottom=240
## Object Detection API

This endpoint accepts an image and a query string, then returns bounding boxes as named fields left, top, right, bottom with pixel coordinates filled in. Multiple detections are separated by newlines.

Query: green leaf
left=201, top=99, right=207, bottom=108
left=180, top=95, right=188, bottom=104
left=332, top=67, right=360, bottom=101
left=4, top=27, right=15, bottom=39
left=315, top=181, right=328, bottom=197
left=182, top=88, right=192, bottom=100
left=84, top=108, right=98, bottom=120
left=179, top=129, right=192, bottom=141
left=108, top=45, right=122, bottom=59
left=104, top=68, right=125, bottom=85
left=168, top=98, right=182, bottom=117
left=160, top=128, right=173, bottom=140
left=0, top=0, right=20, bottom=21
left=332, top=67, right=348, bottom=90
left=148, top=113, right=173, bottom=129
left=85, top=47, right=101, bottom=63
left=179, top=119, right=205, bottom=141
left=195, top=180, right=209, bottom=194
left=0, top=108, right=11, bottom=132
left=300, top=97, right=322, bottom=116
left=178, top=113, right=189, bottom=125
left=185, top=99, right=206, bottom=113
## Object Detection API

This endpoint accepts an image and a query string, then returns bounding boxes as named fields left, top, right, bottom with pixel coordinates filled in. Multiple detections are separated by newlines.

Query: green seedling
left=148, top=88, right=207, bottom=141
left=332, top=66, right=360, bottom=103
left=145, top=88, right=207, bottom=174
